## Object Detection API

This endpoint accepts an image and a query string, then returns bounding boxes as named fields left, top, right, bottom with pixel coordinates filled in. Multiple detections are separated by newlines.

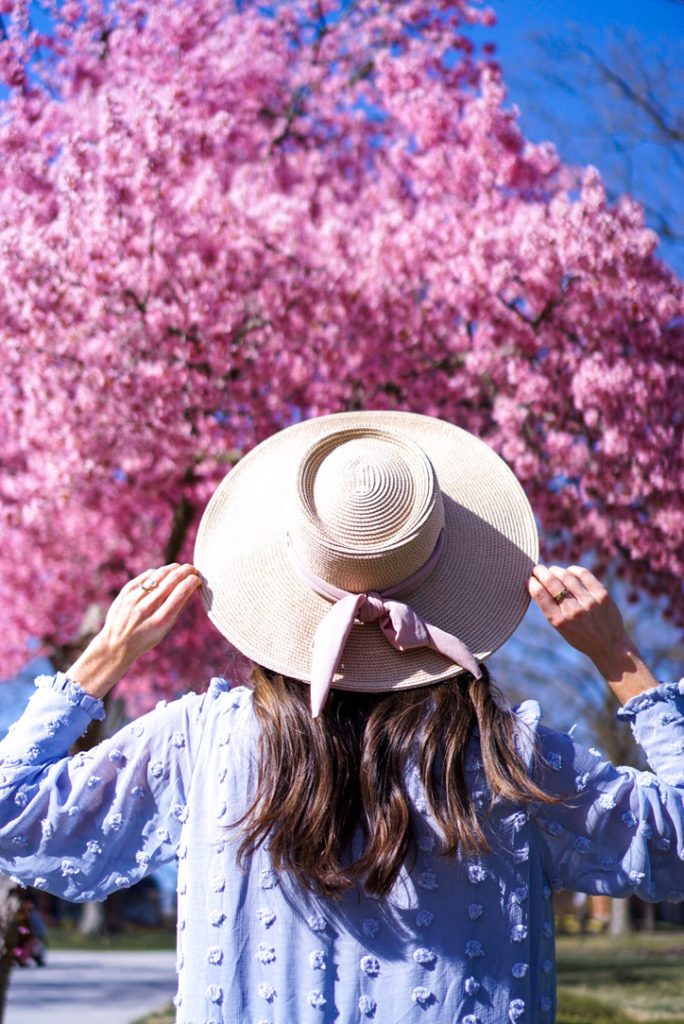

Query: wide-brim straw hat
left=194, top=411, right=539, bottom=694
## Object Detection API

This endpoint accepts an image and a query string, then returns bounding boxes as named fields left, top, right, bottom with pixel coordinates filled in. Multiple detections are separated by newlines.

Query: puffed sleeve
left=527, top=680, right=684, bottom=903
left=0, top=672, right=231, bottom=901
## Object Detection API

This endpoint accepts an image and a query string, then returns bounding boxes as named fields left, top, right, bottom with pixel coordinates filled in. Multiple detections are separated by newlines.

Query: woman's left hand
left=527, top=564, right=628, bottom=661
left=67, top=563, right=202, bottom=698
left=527, top=563, right=658, bottom=704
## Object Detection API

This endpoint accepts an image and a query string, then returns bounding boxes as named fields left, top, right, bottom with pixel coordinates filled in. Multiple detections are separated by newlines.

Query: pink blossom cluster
left=0, top=0, right=681, bottom=707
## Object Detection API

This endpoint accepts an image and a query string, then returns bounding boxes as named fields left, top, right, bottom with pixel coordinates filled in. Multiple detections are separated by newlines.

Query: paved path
left=6, top=949, right=177, bottom=1024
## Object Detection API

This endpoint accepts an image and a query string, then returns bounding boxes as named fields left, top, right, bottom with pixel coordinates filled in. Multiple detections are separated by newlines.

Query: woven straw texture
left=291, top=426, right=444, bottom=593
left=194, top=411, right=539, bottom=693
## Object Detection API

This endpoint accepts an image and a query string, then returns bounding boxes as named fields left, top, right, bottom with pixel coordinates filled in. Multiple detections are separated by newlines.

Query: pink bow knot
left=379, top=600, right=430, bottom=650
left=307, top=589, right=481, bottom=718
left=356, top=592, right=387, bottom=623
left=357, top=592, right=431, bottom=648
left=286, top=533, right=481, bottom=717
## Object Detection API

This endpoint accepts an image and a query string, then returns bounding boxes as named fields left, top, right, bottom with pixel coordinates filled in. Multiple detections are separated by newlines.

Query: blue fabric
left=0, top=672, right=683, bottom=1024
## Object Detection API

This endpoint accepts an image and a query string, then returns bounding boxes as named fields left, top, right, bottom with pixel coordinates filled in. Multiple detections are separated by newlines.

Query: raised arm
left=526, top=564, right=684, bottom=899
left=0, top=562, right=214, bottom=900
left=527, top=564, right=658, bottom=705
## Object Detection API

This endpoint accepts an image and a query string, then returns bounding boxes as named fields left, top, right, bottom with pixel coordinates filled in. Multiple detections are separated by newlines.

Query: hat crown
left=290, top=427, right=444, bottom=593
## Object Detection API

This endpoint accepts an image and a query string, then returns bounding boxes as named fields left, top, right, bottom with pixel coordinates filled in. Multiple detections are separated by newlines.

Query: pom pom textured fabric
left=194, top=411, right=539, bottom=694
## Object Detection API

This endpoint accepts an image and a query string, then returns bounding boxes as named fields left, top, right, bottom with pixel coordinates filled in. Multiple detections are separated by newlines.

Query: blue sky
left=481, top=0, right=684, bottom=271
left=494, top=0, right=679, bottom=37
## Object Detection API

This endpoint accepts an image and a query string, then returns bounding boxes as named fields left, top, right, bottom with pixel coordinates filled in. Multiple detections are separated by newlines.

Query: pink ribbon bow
left=287, top=534, right=481, bottom=717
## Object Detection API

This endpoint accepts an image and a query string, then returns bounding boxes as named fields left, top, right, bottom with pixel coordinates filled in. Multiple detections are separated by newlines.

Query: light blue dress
left=0, top=672, right=683, bottom=1024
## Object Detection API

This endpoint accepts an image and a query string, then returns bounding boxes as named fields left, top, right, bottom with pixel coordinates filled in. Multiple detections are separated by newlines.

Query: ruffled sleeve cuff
left=616, top=678, right=684, bottom=783
left=616, top=679, right=684, bottom=721
left=34, top=672, right=106, bottom=721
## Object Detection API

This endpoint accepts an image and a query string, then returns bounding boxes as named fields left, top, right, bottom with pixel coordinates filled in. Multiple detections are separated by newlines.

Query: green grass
left=129, top=1008, right=175, bottom=1024
left=557, top=989, right=636, bottom=1024
left=46, top=925, right=176, bottom=952
left=557, top=990, right=684, bottom=1024
left=556, top=932, right=684, bottom=1022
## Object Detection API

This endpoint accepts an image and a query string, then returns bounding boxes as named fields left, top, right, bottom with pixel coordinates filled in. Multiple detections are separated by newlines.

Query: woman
left=0, top=411, right=682, bottom=1024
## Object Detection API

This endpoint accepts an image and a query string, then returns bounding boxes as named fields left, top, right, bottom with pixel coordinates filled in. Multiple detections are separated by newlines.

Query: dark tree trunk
left=0, top=875, right=23, bottom=1024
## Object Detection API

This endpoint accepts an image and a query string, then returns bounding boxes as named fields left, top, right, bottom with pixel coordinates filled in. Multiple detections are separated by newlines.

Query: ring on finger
left=552, top=587, right=569, bottom=604
left=139, top=576, right=160, bottom=593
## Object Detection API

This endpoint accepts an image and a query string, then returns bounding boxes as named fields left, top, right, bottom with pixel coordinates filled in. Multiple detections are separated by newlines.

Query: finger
left=532, top=564, right=573, bottom=604
left=119, top=563, right=179, bottom=596
left=159, top=572, right=202, bottom=618
left=143, top=573, right=202, bottom=635
left=527, top=575, right=565, bottom=624
left=566, top=565, right=608, bottom=600
left=140, top=564, right=198, bottom=605
left=547, top=565, right=587, bottom=602
left=129, top=563, right=183, bottom=599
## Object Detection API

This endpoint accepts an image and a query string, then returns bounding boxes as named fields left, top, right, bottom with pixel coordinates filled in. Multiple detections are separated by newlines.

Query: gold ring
left=140, top=577, right=160, bottom=593
left=553, top=587, right=569, bottom=604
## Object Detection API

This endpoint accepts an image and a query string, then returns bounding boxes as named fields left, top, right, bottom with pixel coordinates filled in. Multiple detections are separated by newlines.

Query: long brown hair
left=234, top=664, right=555, bottom=900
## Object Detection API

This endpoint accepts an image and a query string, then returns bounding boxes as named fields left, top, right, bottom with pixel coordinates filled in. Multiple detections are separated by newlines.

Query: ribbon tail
left=310, top=593, right=366, bottom=718
left=423, top=622, right=482, bottom=679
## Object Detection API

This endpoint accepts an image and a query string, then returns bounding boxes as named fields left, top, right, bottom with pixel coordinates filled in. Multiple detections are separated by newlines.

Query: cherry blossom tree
left=0, top=0, right=682, bottom=715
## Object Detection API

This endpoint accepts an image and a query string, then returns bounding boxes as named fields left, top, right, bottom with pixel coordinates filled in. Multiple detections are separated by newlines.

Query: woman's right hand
left=527, top=564, right=658, bottom=704
left=67, top=563, right=202, bottom=699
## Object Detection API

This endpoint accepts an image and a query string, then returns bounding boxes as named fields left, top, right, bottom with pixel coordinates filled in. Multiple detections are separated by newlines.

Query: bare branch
left=508, top=26, right=684, bottom=263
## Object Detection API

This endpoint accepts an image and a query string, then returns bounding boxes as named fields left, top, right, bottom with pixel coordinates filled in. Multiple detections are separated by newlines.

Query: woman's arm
left=0, top=674, right=233, bottom=899
left=525, top=564, right=684, bottom=899
left=0, top=562, right=213, bottom=899
left=527, top=564, right=658, bottom=705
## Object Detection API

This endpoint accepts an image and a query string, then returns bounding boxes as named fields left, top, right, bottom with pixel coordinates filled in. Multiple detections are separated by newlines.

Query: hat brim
left=194, top=411, right=539, bottom=692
